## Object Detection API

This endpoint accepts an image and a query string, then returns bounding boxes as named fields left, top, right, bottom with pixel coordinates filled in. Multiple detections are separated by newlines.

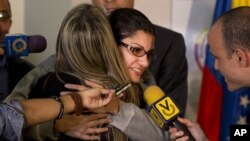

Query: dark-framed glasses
left=120, top=42, right=157, bottom=61
left=0, top=10, right=11, bottom=21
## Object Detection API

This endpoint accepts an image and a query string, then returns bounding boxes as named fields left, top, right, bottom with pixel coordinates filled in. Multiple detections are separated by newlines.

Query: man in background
left=169, top=6, right=250, bottom=141
left=92, top=0, right=188, bottom=115
left=0, top=0, right=33, bottom=101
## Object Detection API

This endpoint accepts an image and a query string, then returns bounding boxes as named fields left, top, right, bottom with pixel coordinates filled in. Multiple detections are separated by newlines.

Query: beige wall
left=9, top=0, right=24, bottom=33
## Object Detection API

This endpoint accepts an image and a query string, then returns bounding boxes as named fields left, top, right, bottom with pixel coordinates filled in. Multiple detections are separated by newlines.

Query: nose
left=106, top=0, right=113, bottom=2
left=138, top=55, right=150, bottom=69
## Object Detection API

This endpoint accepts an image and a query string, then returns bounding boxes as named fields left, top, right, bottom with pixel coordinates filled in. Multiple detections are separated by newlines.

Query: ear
left=10, top=19, right=12, bottom=27
left=233, top=49, right=250, bottom=67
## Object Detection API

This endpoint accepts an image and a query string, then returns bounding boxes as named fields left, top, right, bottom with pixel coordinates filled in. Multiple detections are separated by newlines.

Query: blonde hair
left=55, top=4, right=139, bottom=140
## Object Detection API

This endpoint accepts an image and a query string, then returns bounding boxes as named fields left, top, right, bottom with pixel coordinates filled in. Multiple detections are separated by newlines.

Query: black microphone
left=0, top=34, right=47, bottom=57
left=144, top=85, right=195, bottom=141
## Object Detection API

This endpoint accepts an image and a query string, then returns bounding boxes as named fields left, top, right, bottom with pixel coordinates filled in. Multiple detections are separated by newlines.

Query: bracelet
left=69, top=93, right=84, bottom=116
left=51, top=96, right=64, bottom=119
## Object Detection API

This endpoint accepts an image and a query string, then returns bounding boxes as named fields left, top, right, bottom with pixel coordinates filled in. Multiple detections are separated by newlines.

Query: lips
left=131, top=67, right=144, bottom=77
left=104, top=5, right=117, bottom=13
left=106, top=8, right=116, bottom=13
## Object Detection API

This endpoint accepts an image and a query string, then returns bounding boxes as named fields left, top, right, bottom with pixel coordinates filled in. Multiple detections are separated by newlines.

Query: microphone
left=144, top=85, right=195, bottom=141
left=0, top=34, right=47, bottom=57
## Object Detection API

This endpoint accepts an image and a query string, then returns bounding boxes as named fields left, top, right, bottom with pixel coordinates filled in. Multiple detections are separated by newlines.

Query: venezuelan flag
left=197, top=0, right=250, bottom=141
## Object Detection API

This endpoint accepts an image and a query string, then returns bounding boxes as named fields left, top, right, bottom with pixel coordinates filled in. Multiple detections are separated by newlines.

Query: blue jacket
left=0, top=101, right=25, bottom=141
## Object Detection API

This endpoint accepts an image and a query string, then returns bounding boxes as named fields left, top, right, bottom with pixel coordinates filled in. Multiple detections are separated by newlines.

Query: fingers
left=169, top=126, right=177, bottom=134
left=65, top=83, right=88, bottom=91
left=83, top=113, right=110, bottom=122
left=79, top=88, right=114, bottom=109
left=79, top=126, right=109, bottom=140
left=82, top=114, right=112, bottom=127
left=88, top=117, right=111, bottom=127
left=100, top=89, right=115, bottom=106
left=64, top=114, right=111, bottom=140
left=60, top=91, right=72, bottom=95
left=84, top=79, right=103, bottom=88
left=100, top=88, right=114, bottom=95
left=86, top=126, right=109, bottom=134
left=176, top=136, right=189, bottom=141
left=61, top=84, right=114, bottom=109
left=169, top=127, right=178, bottom=139
left=80, top=134, right=100, bottom=140
left=79, top=114, right=110, bottom=140
left=91, top=107, right=107, bottom=114
left=177, top=117, right=194, bottom=128
left=79, top=125, right=110, bottom=140
left=60, top=84, right=88, bottom=95
left=89, top=88, right=113, bottom=97
left=116, top=92, right=124, bottom=98
left=169, top=126, right=191, bottom=141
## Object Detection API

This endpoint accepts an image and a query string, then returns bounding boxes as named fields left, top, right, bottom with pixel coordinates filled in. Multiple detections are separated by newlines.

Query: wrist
left=111, top=100, right=120, bottom=115
left=60, top=95, right=75, bottom=114
left=51, top=96, right=64, bottom=119
left=69, top=92, right=85, bottom=115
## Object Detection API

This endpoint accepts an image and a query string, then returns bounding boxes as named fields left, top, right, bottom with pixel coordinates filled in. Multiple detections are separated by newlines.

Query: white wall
left=171, top=0, right=193, bottom=35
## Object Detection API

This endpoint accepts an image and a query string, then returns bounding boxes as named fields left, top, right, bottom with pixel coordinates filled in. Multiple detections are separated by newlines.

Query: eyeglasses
left=0, top=10, right=11, bottom=21
left=120, top=42, right=157, bottom=61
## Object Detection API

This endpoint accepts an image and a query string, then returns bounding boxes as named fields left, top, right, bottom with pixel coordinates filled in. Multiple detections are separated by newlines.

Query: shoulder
left=7, top=58, right=34, bottom=91
left=30, top=72, right=82, bottom=98
left=153, top=24, right=185, bottom=51
left=7, top=58, right=34, bottom=72
left=153, top=24, right=183, bottom=38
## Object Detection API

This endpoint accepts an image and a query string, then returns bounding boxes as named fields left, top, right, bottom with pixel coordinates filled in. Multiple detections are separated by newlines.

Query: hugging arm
left=4, top=55, right=58, bottom=140
left=111, top=101, right=168, bottom=141
left=56, top=84, right=169, bottom=141
left=4, top=55, right=56, bottom=102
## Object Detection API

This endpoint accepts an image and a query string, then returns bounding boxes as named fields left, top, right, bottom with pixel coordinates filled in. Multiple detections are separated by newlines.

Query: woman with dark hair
left=6, top=4, right=168, bottom=141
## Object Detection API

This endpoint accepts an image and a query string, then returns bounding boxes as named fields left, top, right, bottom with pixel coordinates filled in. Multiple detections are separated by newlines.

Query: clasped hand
left=62, top=80, right=121, bottom=114
left=54, top=80, right=121, bottom=140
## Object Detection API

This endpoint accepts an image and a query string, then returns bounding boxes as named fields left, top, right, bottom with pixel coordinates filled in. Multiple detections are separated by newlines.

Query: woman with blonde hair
left=6, top=4, right=168, bottom=141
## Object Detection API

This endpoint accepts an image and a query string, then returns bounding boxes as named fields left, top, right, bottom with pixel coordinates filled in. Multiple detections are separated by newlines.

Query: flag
left=197, top=0, right=250, bottom=141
